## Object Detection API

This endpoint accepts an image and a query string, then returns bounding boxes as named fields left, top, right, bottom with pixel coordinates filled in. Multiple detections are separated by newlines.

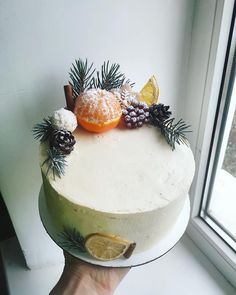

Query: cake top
left=40, top=126, right=195, bottom=213
left=33, top=58, right=192, bottom=179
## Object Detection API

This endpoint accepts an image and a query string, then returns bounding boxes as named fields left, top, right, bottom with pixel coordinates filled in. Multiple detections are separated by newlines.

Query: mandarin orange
left=74, top=89, right=122, bottom=133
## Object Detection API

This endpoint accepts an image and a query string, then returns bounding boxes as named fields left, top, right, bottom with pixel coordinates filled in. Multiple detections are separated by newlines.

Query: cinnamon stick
left=64, top=85, right=75, bottom=111
left=123, top=242, right=136, bottom=259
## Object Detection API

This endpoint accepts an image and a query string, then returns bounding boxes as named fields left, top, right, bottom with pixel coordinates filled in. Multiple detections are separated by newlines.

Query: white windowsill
left=1, top=235, right=235, bottom=295
left=209, top=169, right=236, bottom=238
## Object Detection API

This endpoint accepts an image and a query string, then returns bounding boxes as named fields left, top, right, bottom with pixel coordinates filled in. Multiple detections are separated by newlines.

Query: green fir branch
left=32, top=117, right=54, bottom=142
left=58, top=227, right=86, bottom=252
left=159, top=118, right=191, bottom=150
left=92, top=61, right=127, bottom=91
left=42, top=147, right=67, bottom=179
left=69, top=58, right=95, bottom=99
left=68, top=59, right=134, bottom=98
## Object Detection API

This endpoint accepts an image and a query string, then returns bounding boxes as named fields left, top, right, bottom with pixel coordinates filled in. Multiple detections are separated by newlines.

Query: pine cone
left=149, top=103, right=171, bottom=126
left=123, top=99, right=149, bottom=129
left=50, top=129, right=76, bottom=155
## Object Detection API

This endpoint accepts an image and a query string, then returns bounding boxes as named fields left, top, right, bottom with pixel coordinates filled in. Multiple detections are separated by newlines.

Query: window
left=186, top=0, right=236, bottom=288
left=200, top=61, right=236, bottom=251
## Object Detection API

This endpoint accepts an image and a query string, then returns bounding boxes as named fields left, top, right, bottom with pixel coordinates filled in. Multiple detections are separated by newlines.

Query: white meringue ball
left=51, top=108, right=77, bottom=132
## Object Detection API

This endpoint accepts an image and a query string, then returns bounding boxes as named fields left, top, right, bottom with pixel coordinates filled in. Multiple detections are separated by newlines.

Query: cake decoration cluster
left=33, top=58, right=191, bottom=178
left=59, top=227, right=136, bottom=261
left=33, top=109, right=77, bottom=178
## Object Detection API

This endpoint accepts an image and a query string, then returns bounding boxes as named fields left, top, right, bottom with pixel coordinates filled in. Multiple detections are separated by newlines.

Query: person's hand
left=50, top=251, right=130, bottom=295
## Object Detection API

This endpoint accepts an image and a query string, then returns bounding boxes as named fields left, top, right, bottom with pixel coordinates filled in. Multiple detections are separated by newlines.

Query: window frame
left=186, top=0, right=236, bottom=288
left=200, top=40, right=236, bottom=250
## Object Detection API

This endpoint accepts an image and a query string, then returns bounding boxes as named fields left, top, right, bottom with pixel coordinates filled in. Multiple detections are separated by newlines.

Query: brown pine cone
left=149, top=103, right=171, bottom=126
left=50, top=129, right=76, bottom=155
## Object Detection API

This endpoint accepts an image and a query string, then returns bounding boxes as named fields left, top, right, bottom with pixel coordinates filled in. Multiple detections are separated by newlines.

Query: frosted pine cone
left=123, top=99, right=149, bottom=129
left=50, top=129, right=76, bottom=155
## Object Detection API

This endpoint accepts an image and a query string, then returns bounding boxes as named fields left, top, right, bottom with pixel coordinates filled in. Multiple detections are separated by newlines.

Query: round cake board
left=38, top=186, right=190, bottom=268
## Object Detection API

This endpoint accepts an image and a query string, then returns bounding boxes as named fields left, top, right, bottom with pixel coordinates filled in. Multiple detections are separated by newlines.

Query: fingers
left=63, top=250, right=131, bottom=274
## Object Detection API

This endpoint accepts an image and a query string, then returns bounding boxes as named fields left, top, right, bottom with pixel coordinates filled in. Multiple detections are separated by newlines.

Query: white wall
left=0, top=0, right=194, bottom=269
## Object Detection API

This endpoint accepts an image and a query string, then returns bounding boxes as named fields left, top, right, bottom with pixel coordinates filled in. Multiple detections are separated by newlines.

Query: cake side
left=43, top=175, right=187, bottom=252
left=40, top=126, right=195, bottom=253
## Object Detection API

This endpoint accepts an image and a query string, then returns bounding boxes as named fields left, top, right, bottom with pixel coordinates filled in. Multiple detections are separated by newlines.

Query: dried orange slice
left=85, top=233, right=132, bottom=261
left=139, top=75, right=159, bottom=106
left=74, top=89, right=122, bottom=133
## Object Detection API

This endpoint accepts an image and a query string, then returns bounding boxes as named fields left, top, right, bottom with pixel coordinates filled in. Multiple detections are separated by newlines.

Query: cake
left=34, top=59, right=195, bottom=261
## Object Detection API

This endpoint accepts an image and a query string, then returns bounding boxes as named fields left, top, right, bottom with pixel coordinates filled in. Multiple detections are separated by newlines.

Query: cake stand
left=38, top=186, right=190, bottom=268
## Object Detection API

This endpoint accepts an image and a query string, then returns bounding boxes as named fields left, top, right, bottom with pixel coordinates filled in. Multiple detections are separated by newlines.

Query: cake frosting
left=40, top=125, right=195, bottom=253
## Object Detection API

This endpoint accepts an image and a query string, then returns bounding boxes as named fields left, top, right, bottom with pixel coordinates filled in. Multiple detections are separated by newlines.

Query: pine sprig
left=42, top=147, right=67, bottom=179
left=68, top=59, right=134, bottom=97
left=159, top=118, right=191, bottom=150
left=92, top=61, right=127, bottom=90
left=58, top=227, right=86, bottom=252
left=32, top=117, right=54, bottom=142
left=69, top=59, right=95, bottom=99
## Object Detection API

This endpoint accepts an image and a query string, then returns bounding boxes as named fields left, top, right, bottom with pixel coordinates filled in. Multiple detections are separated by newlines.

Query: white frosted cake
left=34, top=59, right=195, bottom=261
left=40, top=126, right=194, bottom=256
